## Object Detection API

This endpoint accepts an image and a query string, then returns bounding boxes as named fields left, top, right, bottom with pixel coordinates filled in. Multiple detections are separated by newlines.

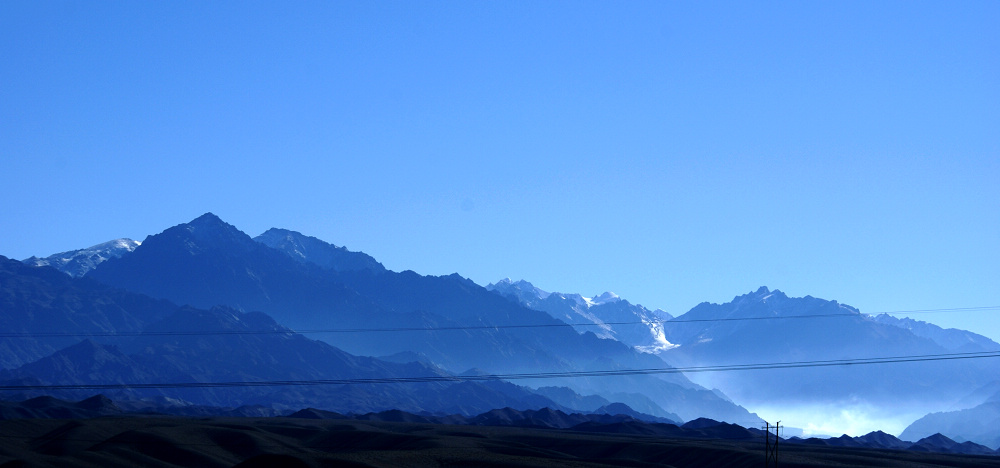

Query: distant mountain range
left=5, top=212, right=999, bottom=447
left=491, top=281, right=1000, bottom=406
left=495, top=282, right=1000, bottom=446
left=653, top=287, right=1000, bottom=406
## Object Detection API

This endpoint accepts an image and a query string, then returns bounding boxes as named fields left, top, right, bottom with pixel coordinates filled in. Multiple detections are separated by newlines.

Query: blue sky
left=2, top=2, right=998, bottom=339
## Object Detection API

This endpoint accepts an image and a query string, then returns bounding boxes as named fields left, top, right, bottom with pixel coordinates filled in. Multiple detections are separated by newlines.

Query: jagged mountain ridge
left=487, top=278, right=675, bottom=353
left=86, top=215, right=576, bottom=372
left=254, top=227, right=385, bottom=273
left=22, top=239, right=140, bottom=278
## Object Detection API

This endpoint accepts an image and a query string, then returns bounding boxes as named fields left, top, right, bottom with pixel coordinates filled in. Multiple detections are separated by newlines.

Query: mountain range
left=76, top=213, right=757, bottom=423
left=4, top=212, right=999, bottom=448
left=491, top=280, right=1000, bottom=409
left=654, top=287, right=999, bottom=406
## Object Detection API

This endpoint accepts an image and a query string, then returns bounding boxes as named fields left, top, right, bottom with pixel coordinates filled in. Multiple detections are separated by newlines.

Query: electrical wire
left=1, top=350, right=997, bottom=391
left=2, top=306, right=997, bottom=338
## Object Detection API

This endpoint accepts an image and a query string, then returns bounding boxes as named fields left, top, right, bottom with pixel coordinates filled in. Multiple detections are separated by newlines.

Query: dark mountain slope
left=0, top=256, right=175, bottom=369
left=88, top=214, right=372, bottom=323
left=0, top=259, right=574, bottom=415
left=1, top=305, right=569, bottom=415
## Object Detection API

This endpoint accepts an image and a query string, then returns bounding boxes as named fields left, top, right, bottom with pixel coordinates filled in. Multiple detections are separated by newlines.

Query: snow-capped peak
left=92, top=238, right=141, bottom=251
left=23, top=238, right=141, bottom=277
left=486, top=278, right=552, bottom=300
left=591, top=291, right=621, bottom=305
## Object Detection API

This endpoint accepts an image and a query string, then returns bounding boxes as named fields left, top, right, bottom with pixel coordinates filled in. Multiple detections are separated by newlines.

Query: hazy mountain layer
left=901, top=389, right=1000, bottom=448
left=874, top=313, right=1000, bottom=352
left=0, top=301, right=571, bottom=416
left=659, top=287, right=1000, bottom=407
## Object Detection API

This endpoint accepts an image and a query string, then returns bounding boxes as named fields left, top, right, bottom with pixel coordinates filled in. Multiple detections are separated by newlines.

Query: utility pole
left=763, top=420, right=780, bottom=468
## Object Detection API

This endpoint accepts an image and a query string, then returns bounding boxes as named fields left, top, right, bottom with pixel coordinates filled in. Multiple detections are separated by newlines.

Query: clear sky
left=2, top=2, right=998, bottom=339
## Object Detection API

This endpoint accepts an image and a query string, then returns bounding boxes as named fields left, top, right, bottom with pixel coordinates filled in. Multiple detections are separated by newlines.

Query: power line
left=2, top=305, right=997, bottom=338
left=1, top=350, right=997, bottom=391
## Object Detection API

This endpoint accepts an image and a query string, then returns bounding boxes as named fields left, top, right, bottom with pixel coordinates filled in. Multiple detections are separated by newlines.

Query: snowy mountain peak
left=486, top=278, right=551, bottom=300
left=731, top=286, right=788, bottom=305
left=91, top=238, right=141, bottom=251
left=23, top=238, right=141, bottom=277
left=591, top=291, right=621, bottom=305
left=487, top=279, right=676, bottom=353
left=510, top=279, right=540, bottom=290
left=110, top=238, right=139, bottom=250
